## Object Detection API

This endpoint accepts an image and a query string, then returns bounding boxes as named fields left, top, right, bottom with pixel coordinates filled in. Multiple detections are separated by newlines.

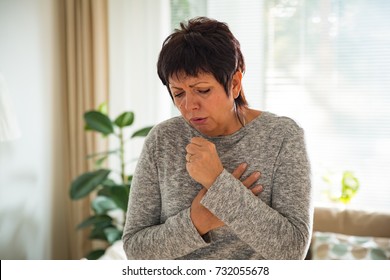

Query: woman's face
left=169, top=72, right=242, bottom=137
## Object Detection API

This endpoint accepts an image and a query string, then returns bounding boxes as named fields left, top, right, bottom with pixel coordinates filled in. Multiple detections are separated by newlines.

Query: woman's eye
left=173, top=92, right=184, bottom=98
left=197, top=89, right=210, bottom=94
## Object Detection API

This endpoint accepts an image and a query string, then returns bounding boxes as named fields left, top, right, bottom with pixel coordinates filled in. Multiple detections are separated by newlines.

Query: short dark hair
left=157, top=17, right=248, bottom=110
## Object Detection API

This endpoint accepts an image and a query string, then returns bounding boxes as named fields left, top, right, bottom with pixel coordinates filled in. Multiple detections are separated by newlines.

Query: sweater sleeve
left=201, top=124, right=313, bottom=259
left=122, top=131, right=209, bottom=259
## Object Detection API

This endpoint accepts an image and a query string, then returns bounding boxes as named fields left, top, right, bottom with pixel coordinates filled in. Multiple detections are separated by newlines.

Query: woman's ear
left=232, top=71, right=243, bottom=99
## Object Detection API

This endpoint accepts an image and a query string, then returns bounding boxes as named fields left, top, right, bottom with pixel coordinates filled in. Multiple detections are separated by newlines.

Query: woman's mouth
left=190, top=117, right=207, bottom=125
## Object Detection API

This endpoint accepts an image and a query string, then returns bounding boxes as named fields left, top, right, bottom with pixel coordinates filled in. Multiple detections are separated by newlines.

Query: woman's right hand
left=190, top=163, right=262, bottom=236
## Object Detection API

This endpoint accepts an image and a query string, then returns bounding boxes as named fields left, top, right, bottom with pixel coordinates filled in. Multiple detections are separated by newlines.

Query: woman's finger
left=232, top=163, right=248, bottom=179
left=250, top=185, right=263, bottom=196
left=242, top=171, right=261, bottom=188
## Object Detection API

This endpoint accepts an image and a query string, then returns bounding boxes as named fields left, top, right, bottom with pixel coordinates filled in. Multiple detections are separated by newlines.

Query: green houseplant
left=69, top=103, right=153, bottom=259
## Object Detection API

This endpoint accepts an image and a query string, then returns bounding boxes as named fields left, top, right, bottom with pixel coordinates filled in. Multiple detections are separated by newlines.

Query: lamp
left=0, top=73, right=21, bottom=142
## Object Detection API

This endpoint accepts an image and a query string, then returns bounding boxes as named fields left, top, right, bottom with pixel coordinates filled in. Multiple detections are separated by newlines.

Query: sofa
left=306, top=206, right=390, bottom=260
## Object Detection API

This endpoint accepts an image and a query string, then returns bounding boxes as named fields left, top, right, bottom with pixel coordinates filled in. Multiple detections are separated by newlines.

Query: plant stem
left=119, top=128, right=127, bottom=185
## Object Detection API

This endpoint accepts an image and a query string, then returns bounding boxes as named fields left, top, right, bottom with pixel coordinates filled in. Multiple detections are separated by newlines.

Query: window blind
left=170, top=0, right=390, bottom=211
left=264, top=0, right=390, bottom=211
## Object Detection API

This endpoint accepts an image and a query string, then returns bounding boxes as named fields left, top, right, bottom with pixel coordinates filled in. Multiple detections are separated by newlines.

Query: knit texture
left=123, top=111, right=313, bottom=259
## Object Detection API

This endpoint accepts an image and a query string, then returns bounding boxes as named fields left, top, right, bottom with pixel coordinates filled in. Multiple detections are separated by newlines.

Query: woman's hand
left=232, top=162, right=263, bottom=194
left=190, top=162, right=263, bottom=236
left=186, top=137, right=224, bottom=189
left=190, top=188, right=223, bottom=236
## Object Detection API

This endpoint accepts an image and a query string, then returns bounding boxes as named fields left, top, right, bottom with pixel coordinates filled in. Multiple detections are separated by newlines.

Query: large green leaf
left=92, top=196, right=117, bottom=215
left=97, top=186, right=110, bottom=197
left=89, top=227, right=108, bottom=241
left=110, top=185, right=130, bottom=211
left=70, top=169, right=111, bottom=199
left=101, top=178, right=118, bottom=187
left=114, top=112, right=134, bottom=128
left=77, top=214, right=113, bottom=229
left=85, top=249, right=106, bottom=260
left=84, top=111, right=114, bottom=135
left=104, top=227, right=122, bottom=244
left=131, top=126, right=153, bottom=138
left=98, top=178, right=118, bottom=196
left=96, top=184, right=129, bottom=211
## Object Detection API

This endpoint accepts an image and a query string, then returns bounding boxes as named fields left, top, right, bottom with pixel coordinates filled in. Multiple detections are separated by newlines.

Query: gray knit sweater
left=123, top=111, right=312, bottom=259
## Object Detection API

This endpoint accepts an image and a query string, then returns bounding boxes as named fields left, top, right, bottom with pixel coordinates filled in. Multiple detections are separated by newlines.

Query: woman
left=122, top=17, right=312, bottom=259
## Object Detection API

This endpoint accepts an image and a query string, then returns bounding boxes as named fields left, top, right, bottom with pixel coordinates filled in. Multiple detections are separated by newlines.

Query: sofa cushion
left=313, top=207, right=390, bottom=238
left=311, top=231, right=390, bottom=260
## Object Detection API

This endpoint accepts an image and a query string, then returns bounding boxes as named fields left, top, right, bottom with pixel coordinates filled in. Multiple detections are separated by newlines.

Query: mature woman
left=122, top=17, right=312, bottom=259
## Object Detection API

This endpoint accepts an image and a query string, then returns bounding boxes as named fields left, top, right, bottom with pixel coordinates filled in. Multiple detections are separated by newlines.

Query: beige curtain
left=61, top=0, right=109, bottom=259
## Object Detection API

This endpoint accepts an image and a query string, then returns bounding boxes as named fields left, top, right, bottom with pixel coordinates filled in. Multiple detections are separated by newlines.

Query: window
left=264, top=0, right=390, bottom=211
left=170, top=0, right=390, bottom=211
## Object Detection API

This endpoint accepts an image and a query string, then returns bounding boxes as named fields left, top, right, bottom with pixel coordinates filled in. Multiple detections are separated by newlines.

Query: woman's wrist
left=202, top=167, right=224, bottom=189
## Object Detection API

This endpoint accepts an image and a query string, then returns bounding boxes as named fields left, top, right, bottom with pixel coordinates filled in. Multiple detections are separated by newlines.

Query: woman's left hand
left=186, top=137, right=224, bottom=189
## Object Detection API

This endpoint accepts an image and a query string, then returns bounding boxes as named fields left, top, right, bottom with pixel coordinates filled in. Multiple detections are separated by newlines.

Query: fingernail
left=242, top=163, right=248, bottom=168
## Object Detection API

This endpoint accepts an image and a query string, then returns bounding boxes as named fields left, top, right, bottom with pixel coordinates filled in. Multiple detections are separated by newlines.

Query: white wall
left=0, top=0, right=67, bottom=259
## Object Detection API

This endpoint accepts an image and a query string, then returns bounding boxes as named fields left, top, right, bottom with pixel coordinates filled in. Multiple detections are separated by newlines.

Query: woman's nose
left=184, top=93, right=199, bottom=110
